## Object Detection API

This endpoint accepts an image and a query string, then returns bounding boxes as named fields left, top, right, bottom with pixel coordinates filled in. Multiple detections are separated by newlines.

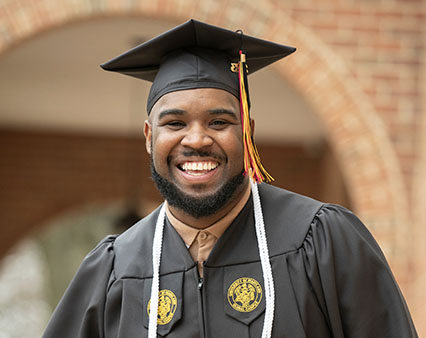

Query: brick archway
left=411, top=35, right=426, bottom=334
left=412, top=122, right=426, bottom=336
left=0, top=0, right=408, bottom=265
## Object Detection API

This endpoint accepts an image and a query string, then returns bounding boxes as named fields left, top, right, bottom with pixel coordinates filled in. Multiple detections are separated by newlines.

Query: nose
left=180, top=125, right=213, bottom=149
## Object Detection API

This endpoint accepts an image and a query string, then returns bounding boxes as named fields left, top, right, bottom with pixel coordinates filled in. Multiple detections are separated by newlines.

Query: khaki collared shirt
left=165, top=182, right=251, bottom=276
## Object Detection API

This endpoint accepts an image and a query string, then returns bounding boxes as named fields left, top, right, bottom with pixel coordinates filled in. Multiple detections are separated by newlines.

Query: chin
left=151, top=163, right=245, bottom=218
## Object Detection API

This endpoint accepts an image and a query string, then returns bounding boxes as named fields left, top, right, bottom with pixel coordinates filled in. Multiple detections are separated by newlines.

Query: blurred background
left=0, top=0, right=425, bottom=336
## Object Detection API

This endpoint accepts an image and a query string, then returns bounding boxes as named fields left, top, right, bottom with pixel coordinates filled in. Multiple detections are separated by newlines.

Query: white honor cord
left=148, top=183, right=274, bottom=338
left=251, top=180, right=275, bottom=338
left=148, top=204, right=166, bottom=338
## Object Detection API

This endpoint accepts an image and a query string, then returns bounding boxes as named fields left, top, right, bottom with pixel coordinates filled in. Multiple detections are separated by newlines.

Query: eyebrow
left=158, top=109, right=186, bottom=120
left=207, top=108, right=239, bottom=119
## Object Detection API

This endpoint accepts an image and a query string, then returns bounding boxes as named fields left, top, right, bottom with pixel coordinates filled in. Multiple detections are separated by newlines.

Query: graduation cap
left=101, top=19, right=295, bottom=183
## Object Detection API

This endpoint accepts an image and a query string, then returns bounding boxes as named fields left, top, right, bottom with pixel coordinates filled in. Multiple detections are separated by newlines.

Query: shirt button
left=199, top=232, right=207, bottom=240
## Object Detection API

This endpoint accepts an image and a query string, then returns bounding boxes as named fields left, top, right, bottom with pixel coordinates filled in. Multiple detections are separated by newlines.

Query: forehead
left=149, top=88, right=240, bottom=118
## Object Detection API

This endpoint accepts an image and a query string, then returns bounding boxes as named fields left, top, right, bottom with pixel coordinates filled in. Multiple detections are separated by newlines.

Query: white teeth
left=181, top=162, right=218, bottom=171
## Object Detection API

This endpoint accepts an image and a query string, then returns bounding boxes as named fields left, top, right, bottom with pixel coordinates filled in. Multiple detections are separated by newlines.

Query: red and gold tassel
left=238, top=50, right=274, bottom=183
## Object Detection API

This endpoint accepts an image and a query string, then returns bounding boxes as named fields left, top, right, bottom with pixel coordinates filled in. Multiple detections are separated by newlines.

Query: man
left=43, top=19, right=418, bottom=338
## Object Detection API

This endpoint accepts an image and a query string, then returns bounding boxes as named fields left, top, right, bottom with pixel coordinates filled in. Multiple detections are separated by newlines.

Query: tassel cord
left=251, top=180, right=275, bottom=338
left=148, top=204, right=166, bottom=338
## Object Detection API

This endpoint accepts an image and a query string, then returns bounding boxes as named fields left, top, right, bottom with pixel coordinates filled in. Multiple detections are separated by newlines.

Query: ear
left=250, top=118, right=255, bottom=137
left=143, top=120, right=152, bottom=155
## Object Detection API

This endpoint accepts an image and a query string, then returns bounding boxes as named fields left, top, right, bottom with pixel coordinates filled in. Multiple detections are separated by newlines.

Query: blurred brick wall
left=0, top=129, right=156, bottom=258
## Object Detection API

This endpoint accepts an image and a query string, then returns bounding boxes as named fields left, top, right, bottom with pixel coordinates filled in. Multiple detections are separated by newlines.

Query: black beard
left=150, top=161, right=245, bottom=218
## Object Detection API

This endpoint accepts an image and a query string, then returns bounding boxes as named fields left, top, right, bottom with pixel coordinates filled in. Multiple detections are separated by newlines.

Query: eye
left=210, top=120, right=229, bottom=129
left=165, top=121, right=186, bottom=130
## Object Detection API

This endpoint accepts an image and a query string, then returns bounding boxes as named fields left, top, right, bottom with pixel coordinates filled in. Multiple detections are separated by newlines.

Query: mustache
left=167, top=150, right=226, bottom=164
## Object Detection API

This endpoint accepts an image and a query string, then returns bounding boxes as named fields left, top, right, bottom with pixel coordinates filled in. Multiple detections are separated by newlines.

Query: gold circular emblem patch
left=227, top=277, right=262, bottom=312
left=147, top=289, right=178, bottom=325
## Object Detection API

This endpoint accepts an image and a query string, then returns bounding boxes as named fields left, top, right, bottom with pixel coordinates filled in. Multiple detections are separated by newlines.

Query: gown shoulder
left=42, top=235, right=118, bottom=338
left=296, top=204, right=418, bottom=337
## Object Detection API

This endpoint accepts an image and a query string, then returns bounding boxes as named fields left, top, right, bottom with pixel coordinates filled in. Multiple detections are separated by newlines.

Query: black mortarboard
left=101, top=19, right=295, bottom=114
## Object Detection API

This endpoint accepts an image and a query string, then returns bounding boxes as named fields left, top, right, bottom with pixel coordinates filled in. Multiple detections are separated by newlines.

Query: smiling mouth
left=178, top=161, right=219, bottom=176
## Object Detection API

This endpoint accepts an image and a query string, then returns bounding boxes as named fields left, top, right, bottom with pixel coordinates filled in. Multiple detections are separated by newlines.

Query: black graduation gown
left=42, top=184, right=418, bottom=338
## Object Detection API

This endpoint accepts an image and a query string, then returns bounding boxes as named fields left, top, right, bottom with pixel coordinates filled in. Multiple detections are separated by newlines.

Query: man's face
left=144, top=88, right=247, bottom=217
